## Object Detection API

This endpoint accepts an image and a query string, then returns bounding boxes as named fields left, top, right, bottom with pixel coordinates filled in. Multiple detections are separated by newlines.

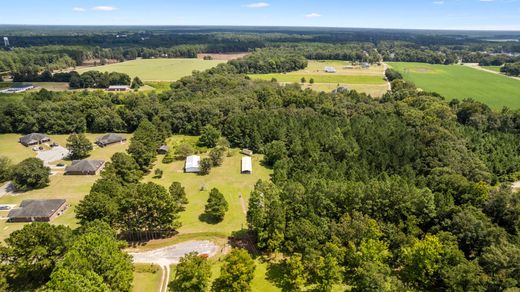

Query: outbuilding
left=157, top=145, right=170, bottom=154
left=185, top=155, right=201, bottom=173
left=241, top=149, right=253, bottom=156
left=0, top=84, right=35, bottom=94
left=8, top=199, right=68, bottom=222
left=19, top=133, right=50, bottom=147
left=107, top=85, right=130, bottom=92
left=65, top=160, right=105, bottom=175
left=241, top=156, right=252, bottom=174
left=324, top=66, right=337, bottom=73
left=96, top=133, right=126, bottom=147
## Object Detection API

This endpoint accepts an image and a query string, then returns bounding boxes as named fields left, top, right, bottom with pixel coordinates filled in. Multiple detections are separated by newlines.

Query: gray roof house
left=19, top=133, right=50, bottom=146
left=65, top=160, right=105, bottom=175
left=157, top=145, right=170, bottom=154
left=8, top=199, right=68, bottom=222
left=95, top=133, right=126, bottom=147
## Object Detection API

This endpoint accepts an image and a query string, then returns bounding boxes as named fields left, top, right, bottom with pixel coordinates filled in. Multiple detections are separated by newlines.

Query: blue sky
left=2, top=0, right=520, bottom=30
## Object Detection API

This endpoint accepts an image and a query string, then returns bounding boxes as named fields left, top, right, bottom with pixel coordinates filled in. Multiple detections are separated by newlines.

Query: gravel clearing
left=129, top=240, right=218, bottom=266
left=36, top=146, right=70, bottom=165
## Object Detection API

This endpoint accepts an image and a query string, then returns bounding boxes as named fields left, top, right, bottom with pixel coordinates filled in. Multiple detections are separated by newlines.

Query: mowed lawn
left=249, top=60, right=388, bottom=97
left=0, top=133, right=130, bottom=241
left=482, top=65, right=502, bottom=73
left=389, top=62, right=520, bottom=109
left=77, top=58, right=225, bottom=81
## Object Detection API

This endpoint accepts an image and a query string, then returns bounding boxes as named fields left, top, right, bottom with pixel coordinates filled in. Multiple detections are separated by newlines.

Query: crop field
left=0, top=133, right=130, bottom=241
left=77, top=58, right=225, bottom=81
left=249, top=60, right=388, bottom=97
left=390, top=62, right=520, bottom=109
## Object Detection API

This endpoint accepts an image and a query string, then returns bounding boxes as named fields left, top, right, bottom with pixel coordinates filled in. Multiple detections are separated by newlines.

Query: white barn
left=241, top=156, right=252, bottom=174
left=185, top=155, right=201, bottom=173
left=324, top=66, right=337, bottom=73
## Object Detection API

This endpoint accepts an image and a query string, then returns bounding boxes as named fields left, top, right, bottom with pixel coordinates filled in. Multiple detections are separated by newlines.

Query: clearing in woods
left=77, top=58, right=225, bottom=81
left=389, top=62, right=520, bottom=110
left=249, top=60, right=389, bottom=97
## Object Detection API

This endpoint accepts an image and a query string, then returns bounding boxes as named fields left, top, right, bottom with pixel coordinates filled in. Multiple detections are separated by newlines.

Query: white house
left=185, top=155, right=201, bottom=173
left=107, top=85, right=130, bottom=92
left=0, top=84, right=35, bottom=94
left=324, top=66, right=337, bottom=73
left=241, top=156, right=252, bottom=174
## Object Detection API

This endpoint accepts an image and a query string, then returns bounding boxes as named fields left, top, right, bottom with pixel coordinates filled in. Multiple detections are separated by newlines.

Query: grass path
left=464, top=63, right=520, bottom=81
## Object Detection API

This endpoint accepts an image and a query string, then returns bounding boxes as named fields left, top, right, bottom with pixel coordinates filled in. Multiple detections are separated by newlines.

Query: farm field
left=77, top=58, right=225, bottom=81
left=197, top=52, right=249, bottom=60
left=390, top=62, right=520, bottom=109
left=0, top=133, right=130, bottom=241
left=249, top=60, right=388, bottom=97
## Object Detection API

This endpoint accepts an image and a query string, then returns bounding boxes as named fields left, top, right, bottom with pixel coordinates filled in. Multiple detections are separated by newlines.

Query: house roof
left=242, top=156, right=252, bottom=172
left=8, top=199, right=66, bottom=218
left=108, top=85, right=130, bottom=89
left=65, top=160, right=105, bottom=173
left=96, top=133, right=125, bottom=145
left=186, top=155, right=200, bottom=168
left=19, top=133, right=49, bottom=145
left=159, top=145, right=169, bottom=151
left=11, top=84, right=34, bottom=89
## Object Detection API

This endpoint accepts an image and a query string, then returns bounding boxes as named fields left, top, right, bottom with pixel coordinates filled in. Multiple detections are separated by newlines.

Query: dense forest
left=1, top=59, right=520, bottom=289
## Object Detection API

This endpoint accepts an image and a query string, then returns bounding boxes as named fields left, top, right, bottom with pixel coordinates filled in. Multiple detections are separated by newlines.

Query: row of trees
left=0, top=157, right=50, bottom=192
left=501, top=62, right=520, bottom=76
left=229, top=48, right=308, bottom=73
left=69, top=71, right=131, bottom=89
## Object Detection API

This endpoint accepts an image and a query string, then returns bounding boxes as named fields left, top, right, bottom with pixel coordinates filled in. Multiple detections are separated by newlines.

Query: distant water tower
left=3, top=37, right=9, bottom=47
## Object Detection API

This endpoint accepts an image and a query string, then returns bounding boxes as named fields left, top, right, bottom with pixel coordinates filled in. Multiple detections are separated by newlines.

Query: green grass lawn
left=251, top=73, right=385, bottom=84
left=482, top=65, right=502, bottom=73
left=389, top=62, right=520, bottom=110
left=77, top=58, right=225, bottom=81
left=133, top=264, right=163, bottom=292
left=0, top=133, right=130, bottom=241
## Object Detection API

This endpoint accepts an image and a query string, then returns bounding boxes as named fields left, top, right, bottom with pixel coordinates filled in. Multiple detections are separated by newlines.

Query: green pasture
left=389, top=62, right=520, bottom=109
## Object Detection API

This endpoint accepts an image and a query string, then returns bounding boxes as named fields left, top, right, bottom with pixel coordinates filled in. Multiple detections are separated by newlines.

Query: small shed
left=241, top=149, right=253, bottom=156
left=361, top=62, right=370, bottom=69
left=96, top=133, right=126, bottom=147
left=8, top=199, right=68, bottom=222
left=241, top=156, right=252, bottom=174
left=65, top=160, right=105, bottom=175
left=157, top=145, right=169, bottom=154
left=107, top=85, right=130, bottom=92
left=185, top=155, right=201, bottom=173
left=324, top=66, right=337, bottom=73
left=19, top=133, right=50, bottom=147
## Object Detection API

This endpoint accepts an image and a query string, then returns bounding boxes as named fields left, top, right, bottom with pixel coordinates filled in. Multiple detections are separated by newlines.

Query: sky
left=1, top=0, right=520, bottom=30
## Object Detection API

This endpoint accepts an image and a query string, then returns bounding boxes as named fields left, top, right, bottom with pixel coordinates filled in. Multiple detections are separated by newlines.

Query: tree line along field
left=249, top=60, right=389, bottom=97
left=77, top=58, right=225, bottom=81
left=389, top=62, right=520, bottom=109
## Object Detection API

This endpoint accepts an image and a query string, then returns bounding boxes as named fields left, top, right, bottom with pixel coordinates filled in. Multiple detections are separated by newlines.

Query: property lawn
left=0, top=133, right=130, bottom=241
left=389, top=62, right=520, bottom=110
left=77, top=58, right=225, bottom=81
left=482, top=65, right=502, bottom=73
left=133, top=264, right=163, bottom=292
left=249, top=60, right=388, bottom=97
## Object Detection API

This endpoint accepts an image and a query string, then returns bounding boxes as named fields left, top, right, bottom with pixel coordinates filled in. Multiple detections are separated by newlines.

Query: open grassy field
left=249, top=60, right=388, bottom=97
left=77, top=58, right=225, bottom=81
left=0, top=133, right=130, bottom=241
left=133, top=264, right=163, bottom=292
left=482, top=65, right=502, bottom=72
left=389, top=62, right=520, bottom=109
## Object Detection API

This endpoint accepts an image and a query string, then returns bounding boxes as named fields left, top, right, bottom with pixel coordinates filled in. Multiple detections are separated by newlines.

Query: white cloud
left=73, top=7, right=86, bottom=12
left=305, top=13, right=322, bottom=18
left=92, top=6, right=117, bottom=11
left=244, top=2, right=270, bottom=8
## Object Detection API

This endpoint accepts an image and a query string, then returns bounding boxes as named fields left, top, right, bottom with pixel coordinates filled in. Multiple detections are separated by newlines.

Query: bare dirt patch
left=414, top=68, right=433, bottom=73
left=197, top=53, right=249, bottom=61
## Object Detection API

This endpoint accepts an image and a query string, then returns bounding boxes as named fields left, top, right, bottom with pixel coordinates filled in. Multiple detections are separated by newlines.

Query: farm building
left=7, top=199, right=68, bottom=222
left=332, top=86, right=349, bottom=94
left=324, top=66, right=337, bottom=73
left=241, top=149, right=253, bottom=156
left=96, top=133, right=126, bottom=147
left=65, top=160, right=105, bottom=175
left=361, top=62, right=370, bottom=69
left=19, top=133, right=50, bottom=147
left=241, top=156, right=252, bottom=174
left=0, top=84, right=35, bottom=94
left=157, top=145, right=169, bottom=154
left=185, top=155, right=201, bottom=173
left=107, top=85, right=130, bottom=92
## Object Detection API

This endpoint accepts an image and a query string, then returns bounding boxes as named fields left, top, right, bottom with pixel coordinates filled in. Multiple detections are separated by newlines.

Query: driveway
left=130, top=240, right=218, bottom=266
left=0, top=181, right=15, bottom=197
left=36, top=146, right=70, bottom=165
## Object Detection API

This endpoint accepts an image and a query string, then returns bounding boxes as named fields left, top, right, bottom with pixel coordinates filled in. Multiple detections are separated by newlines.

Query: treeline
left=501, top=62, right=520, bottom=76
left=69, top=71, right=131, bottom=89
left=229, top=49, right=308, bottom=73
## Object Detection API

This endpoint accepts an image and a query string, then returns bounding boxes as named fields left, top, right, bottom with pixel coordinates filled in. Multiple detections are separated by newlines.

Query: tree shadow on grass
left=198, top=212, right=221, bottom=225
left=266, top=261, right=292, bottom=292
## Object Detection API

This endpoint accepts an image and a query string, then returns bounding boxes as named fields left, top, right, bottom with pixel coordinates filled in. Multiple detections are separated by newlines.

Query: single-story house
left=8, top=199, right=68, bottom=222
left=241, top=156, right=252, bottom=174
left=185, top=155, right=201, bottom=173
left=0, top=84, right=35, bottom=94
left=95, top=133, right=126, bottom=147
left=241, top=149, right=253, bottom=156
left=65, top=160, right=105, bottom=175
left=107, top=85, right=130, bottom=92
left=324, top=66, right=337, bottom=73
left=19, top=133, right=50, bottom=147
left=157, top=145, right=169, bottom=154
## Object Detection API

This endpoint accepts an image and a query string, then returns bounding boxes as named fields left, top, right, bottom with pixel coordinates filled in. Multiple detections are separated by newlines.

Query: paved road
left=36, top=146, right=70, bottom=165
left=0, top=182, right=14, bottom=197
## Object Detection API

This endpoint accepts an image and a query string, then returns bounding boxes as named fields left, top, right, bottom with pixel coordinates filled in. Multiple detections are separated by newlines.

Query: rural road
left=383, top=63, right=391, bottom=91
left=0, top=182, right=14, bottom=197
left=129, top=240, right=218, bottom=292
left=463, top=63, right=520, bottom=81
